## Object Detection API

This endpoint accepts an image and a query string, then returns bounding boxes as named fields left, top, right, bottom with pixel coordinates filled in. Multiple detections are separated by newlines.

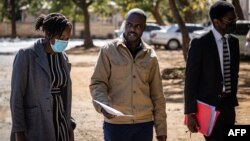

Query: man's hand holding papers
left=94, top=100, right=133, bottom=119
left=186, top=113, right=200, bottom=133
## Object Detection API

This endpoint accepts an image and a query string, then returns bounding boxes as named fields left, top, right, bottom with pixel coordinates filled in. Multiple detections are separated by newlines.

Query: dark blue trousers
left=103, top=121, right=154, bottom=141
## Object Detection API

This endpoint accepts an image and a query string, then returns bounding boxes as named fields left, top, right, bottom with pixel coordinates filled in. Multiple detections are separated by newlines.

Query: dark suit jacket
left=184, top=31, right=240, bottom=114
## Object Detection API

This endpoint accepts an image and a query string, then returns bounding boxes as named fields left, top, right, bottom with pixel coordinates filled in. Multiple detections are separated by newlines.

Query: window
left=145, top=25, right=162, bottom=32
left=176, top=25, right=204, bottom=33
left=234, top=21, right=250, bottom=35
left=187, top=26, right=204, bottom=32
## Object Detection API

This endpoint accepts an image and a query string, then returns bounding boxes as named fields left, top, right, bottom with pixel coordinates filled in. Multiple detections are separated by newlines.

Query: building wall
left=0, top=22, right=116, bottom=39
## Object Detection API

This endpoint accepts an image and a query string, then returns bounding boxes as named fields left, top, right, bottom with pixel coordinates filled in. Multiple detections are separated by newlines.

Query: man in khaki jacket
left=90, top=8, right=167, bottom=141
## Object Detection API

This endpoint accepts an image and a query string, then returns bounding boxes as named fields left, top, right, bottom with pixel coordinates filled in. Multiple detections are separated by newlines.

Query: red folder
left=184, top=100, right=220, bottom=136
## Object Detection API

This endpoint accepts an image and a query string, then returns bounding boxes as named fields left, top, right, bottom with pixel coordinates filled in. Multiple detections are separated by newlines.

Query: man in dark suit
left=184, top=1, right=240, bottom=141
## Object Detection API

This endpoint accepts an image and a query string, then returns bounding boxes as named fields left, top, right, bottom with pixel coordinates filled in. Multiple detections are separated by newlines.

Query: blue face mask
left=50, top=39, right=69, bottom=52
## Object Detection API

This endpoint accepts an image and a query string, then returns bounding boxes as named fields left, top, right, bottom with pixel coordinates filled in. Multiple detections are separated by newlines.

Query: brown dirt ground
left=0, top=46, right=249, bottom=141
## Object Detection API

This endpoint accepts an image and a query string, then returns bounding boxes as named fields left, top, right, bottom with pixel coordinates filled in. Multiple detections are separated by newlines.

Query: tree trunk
left=83, top=4, right=94, bottom=48
left=150, top=0, right=166, bottom=25
left=10, top=0, right=16, bottom=38
left=179, top=0, right=194, bottom=23
left=72, top=0, right=94, bottom=48
left=232, top=0, right=244, bottom=20
left=169, top=0, right=189, bottom=61
left=72, top=20, right=76, bottom=38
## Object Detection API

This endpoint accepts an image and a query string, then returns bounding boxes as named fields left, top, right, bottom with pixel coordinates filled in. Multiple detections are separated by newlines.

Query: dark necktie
left=222, top=37, right=231, bottom=94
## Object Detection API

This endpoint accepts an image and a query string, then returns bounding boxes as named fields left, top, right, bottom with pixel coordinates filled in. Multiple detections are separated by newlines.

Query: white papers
left=93, top=100, right=133, bottom=117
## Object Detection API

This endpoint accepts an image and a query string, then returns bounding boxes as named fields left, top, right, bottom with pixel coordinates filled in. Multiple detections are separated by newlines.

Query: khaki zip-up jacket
left=90, top=36, right=167, bottom=136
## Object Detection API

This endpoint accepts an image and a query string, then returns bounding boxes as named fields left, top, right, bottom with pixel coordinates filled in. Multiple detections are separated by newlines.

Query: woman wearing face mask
left=10, top=13, right=76, bottom=141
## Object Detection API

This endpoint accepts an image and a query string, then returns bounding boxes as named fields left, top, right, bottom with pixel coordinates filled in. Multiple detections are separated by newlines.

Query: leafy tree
left=92, top=0, right=113, bottom=17
left=27, top=0, right=83, bottom=38
left=177, top=0, right=208, bottom=23
left=0, top=0, right=8, bottom=22
left=19, top=0, right=48, bottom=17
left=107, top=0, right=166, bottom=25
left=1, top=0, right=26, bottom=37
left=179, top=0, right=194, bottom=23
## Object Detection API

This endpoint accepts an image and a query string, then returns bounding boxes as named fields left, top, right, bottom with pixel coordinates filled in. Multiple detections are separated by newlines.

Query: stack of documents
left=185, top=100, right=220, bottom=136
